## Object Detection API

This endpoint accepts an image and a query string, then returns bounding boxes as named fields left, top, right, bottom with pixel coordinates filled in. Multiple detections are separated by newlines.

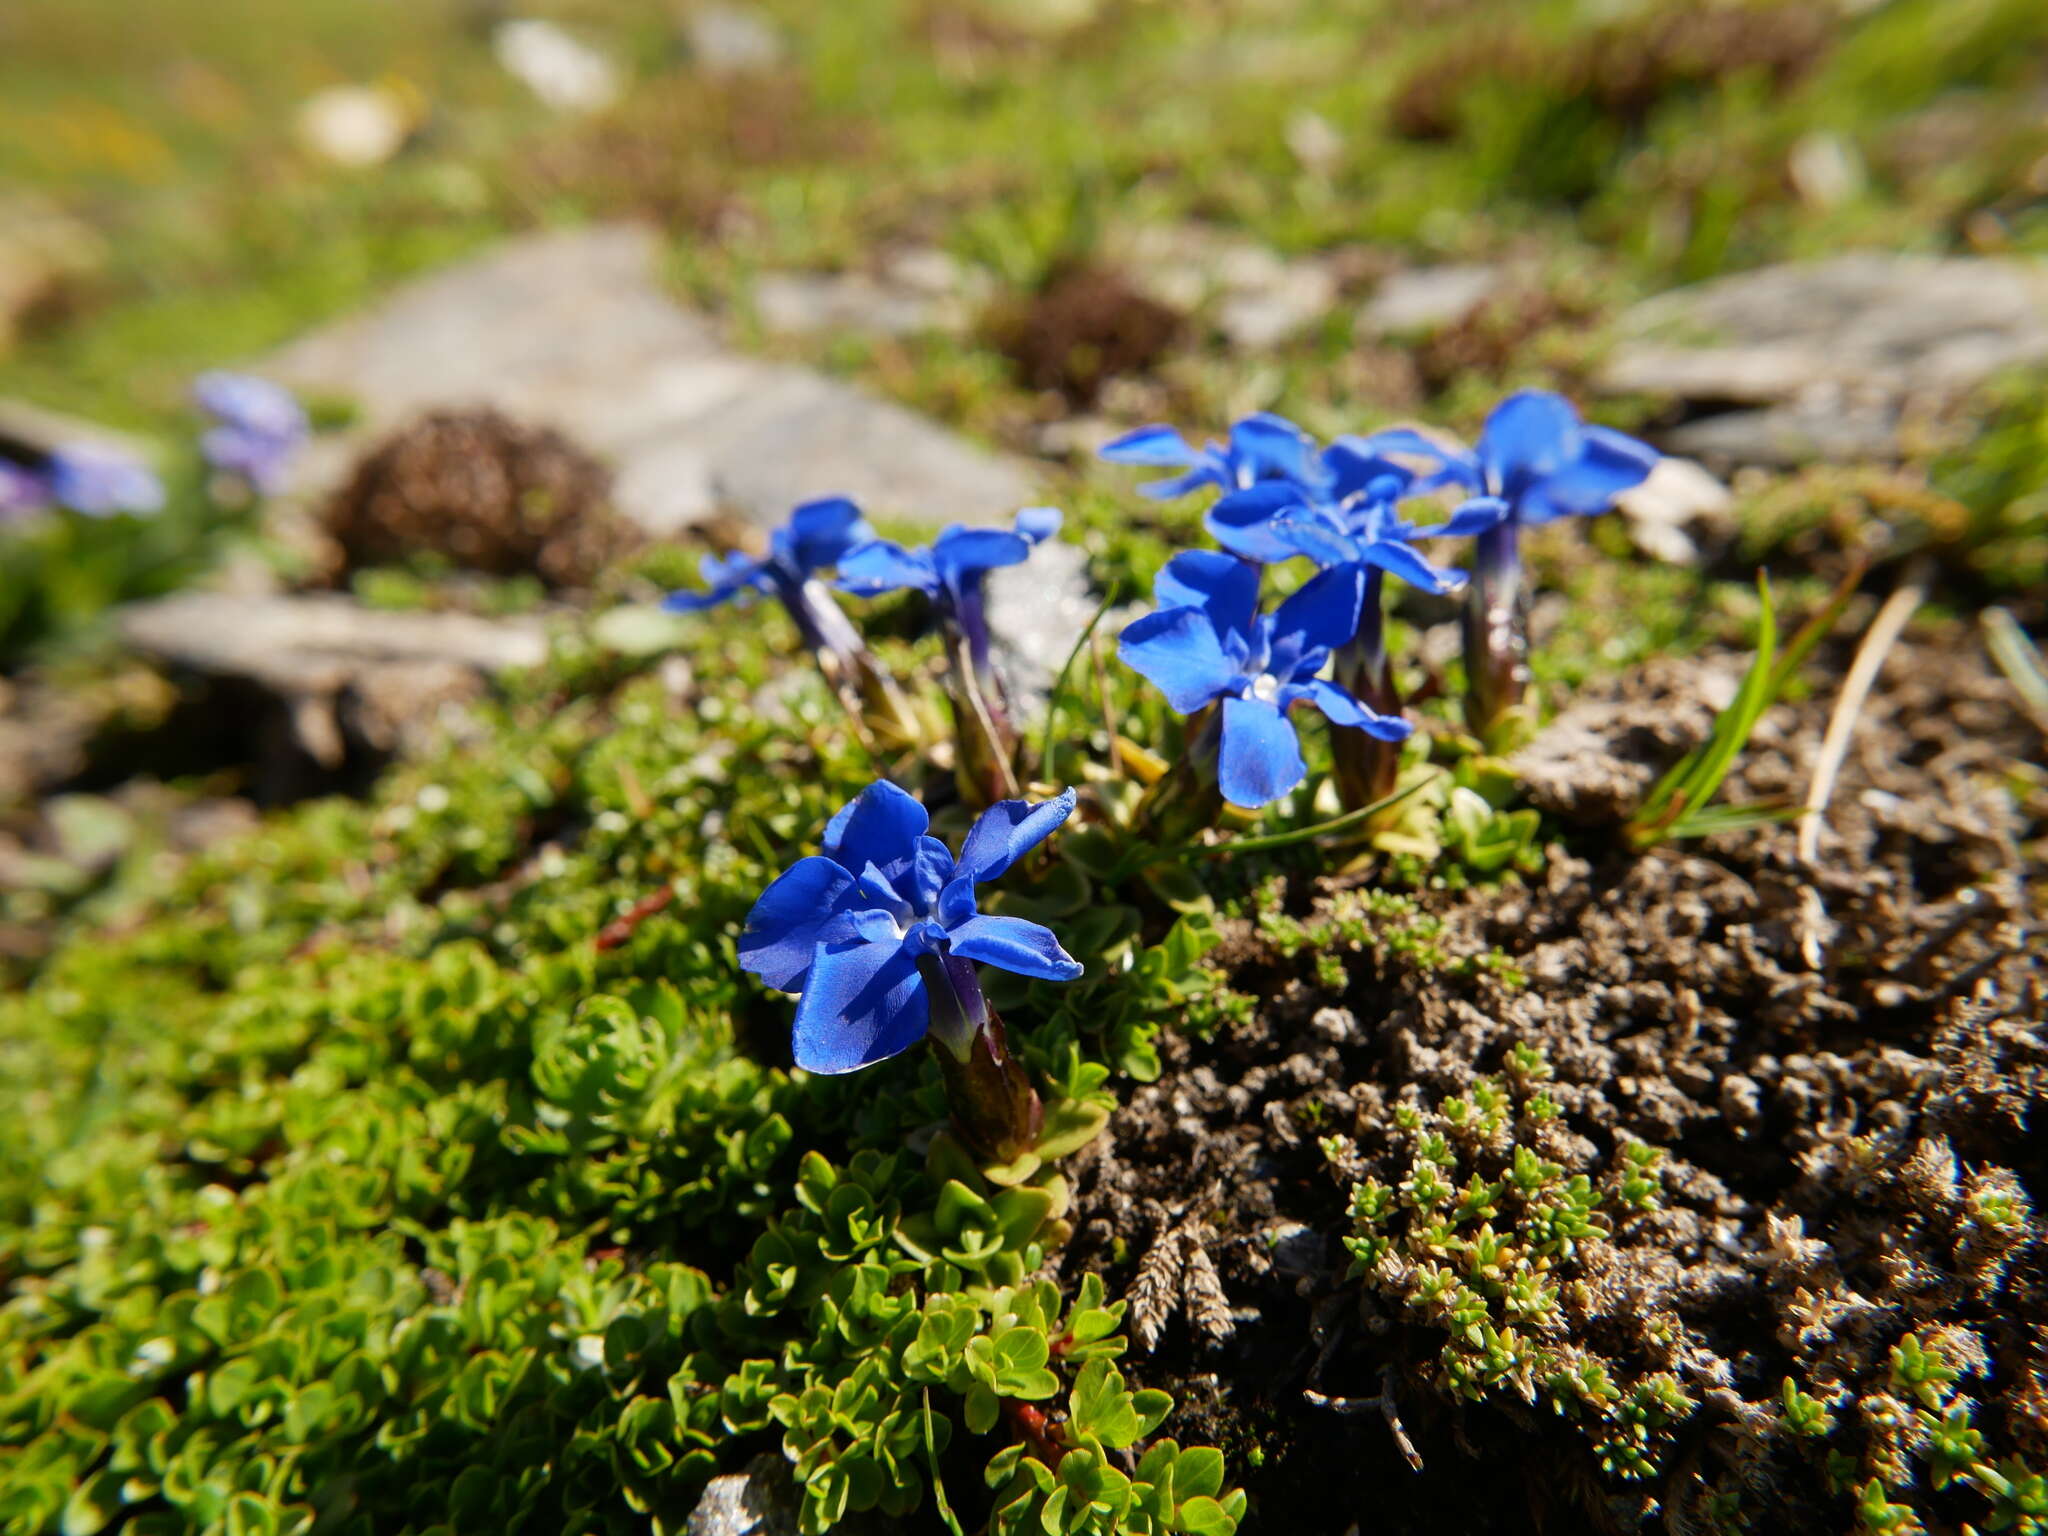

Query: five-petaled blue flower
left=741, top=780, right=1083, bottom=1074
left=1119, top=552, right=1412, bottom=808
left=835, top=508, right=1061, bottom=609
left=44, top=445, right=165, bottom=518
left=1099, top=413, right=1324, bottom=502
left=1359, top=390, right=1657, bottom=532
left=664, top=496, right=874, bottom=614
left=836, top=509, right=1061, bottom=682
left=1206, top=441, right=1500, bottom=594
left=194, top=372, right=308, bottom=494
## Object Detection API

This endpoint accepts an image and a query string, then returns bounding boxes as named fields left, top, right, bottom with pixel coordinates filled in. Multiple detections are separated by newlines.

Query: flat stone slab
left=1596, top=253, right=2048, bottom=466
left=118, top=591, right=548, bottom=766
left=263, top=225, right=1035, bottom=533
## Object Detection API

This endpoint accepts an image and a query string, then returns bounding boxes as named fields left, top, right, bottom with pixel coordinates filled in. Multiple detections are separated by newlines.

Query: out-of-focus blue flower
left=1206, top=441, right=1501, bottom=593
left=1099, top=413, right=1325, bottom=502
left=663, top=496, right=873, bottom=614
left=741, top=779, right=1082, bottom=1074
left=1119, top=552, right=1411, bottom=808
left=45, top=446, right=165, bottom=518
left=194, top=372, right=308, bottom=494
left=0, top=462, right=52, bottom=525
left=836, top=508, right=1061, bottom=684
left=836, top=508, right=1059, bottom=609
left=1358, top=391, right=1656, bottom=531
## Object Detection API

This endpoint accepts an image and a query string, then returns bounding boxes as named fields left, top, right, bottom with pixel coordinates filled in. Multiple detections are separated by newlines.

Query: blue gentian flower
left=741, top=780, right=1082, bottom=1074
left=836, top=508, right=1059, bottom=615
left=1356, top=393, right=1657, bottom=741
left=45, top=446, right=165, bottom=518
left=1099, top=413, right=1324, bottom=502
left=1119, top=552, right=1411, bottom=808
left=836, top=508, right=1062, bottom=713
left=663, top=496, right=876, bottom=666
left=1206, top=441, right=1499, bottom=593
left=0, top=462, right=51, bottom=525
left=664, top=496, right=873, bottom=614
left=194, top=372, right=307, bottom=494
left=1357, top=391, right=1656, bottom=534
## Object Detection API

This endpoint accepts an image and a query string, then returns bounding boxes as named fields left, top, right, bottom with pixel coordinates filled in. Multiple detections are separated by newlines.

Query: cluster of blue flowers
left=0, top=371, right=307, bottom=532
left=685, top=390, right=1656, bottom=1122
left=1107, top=390, right=1658, bottom=801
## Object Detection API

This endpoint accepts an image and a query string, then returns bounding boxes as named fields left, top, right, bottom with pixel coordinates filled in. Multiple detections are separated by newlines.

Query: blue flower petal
left=823, top=780, right=929, bottom=875
left=958, top=788, right=1077, bottom=884
left=937, top=875, right=979, bottom=928
left=791, top=939, right=930, bottom=1074
left=1136, top=465, right=1221, bottom=501
left=783, top=497, right=872, bottom=573
left=837, top=539, right=938, bottom=597
left=1414, top=495, right=1509, bottom=539
left=1289, top=678, right=1414, bottom=741
left=1343, top=428, right=1476, bottom=489
left=909, top=836, right=956, bottom=911
left=1207, top=483, right=1313, bottom=565
left=1119, top=606, right=1241, bottom=714
left=1358, top=538, right=1465, bottom=595
left=1267, top=506, right=1361, bottom=569
left=931, top=526, right=1032, bottom=584
left=1476, top=390, right=1579, bottom=499
left=1100, top=424, right=1199, bottom=466
left=1013, top=506, right=1062, bottom=544
left=739, top=855, right=865, bottom=992
left=1520, top=425, right=1658, bottom=524
left=1273, top=562, right=1365, bottom=654
left=1322, top=442, right=1417, bottom=502
left=945, top=914, right=1083, bottom=982
left=1218, top=696, right=1307, bottom=808
left=1228, top=413, right=1319, bottom=486
left=1153, top=550, right=1261, bottom=635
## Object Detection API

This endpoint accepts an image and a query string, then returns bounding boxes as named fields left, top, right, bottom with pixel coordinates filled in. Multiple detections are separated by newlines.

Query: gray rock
left=1612, top=456, right=1735, bottom=565
left=681, top=4, right=786, bottom=73
left=264, top=225, right=1035, bottom=534
left=754, top=271, right=929, bottom=337
left=1357, top=264, right=1502, bottom=337
left=986, top=536, right=1097, bottom=712
left=1657, top=398, right=1903, bottom=472
left=751, top=248, right=988, bottom=339
left=1216, top=257, right=1338, bottom=352
left=117, top=592, right=547, bottom=767
left=1597, top=254, right=2048, bottom=465
left=686, top=1454, right=800, bottom=1536
left=1112, top=222, right=1339, bottom=349
left=1603, top=254, right=2048, bottom=403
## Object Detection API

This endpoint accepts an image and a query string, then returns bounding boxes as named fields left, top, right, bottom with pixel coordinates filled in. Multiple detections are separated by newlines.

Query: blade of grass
left=1983, top=606, right=2048, bottom=737
left=1664, top=801, right=1805, bottom=839
left=921, top=1390, right=965, bottom=1536
left=1768, top=557, right=1866, bottom=697
left=1038, top=585, right=1121, bottom=786
left=1628, top=574, right=1778, bottom=848
left=1196, top=774, right=1434, bottom=857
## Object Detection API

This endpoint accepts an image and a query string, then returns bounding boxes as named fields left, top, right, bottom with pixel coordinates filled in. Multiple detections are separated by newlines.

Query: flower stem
left=784, top=578, right=923, bottom=751
left=1462, top=522, right=1527, bottom=746
left=944, top=623, right=1021, bottom=807
left=1331, top=568, right=1404, bottom=812
left=918, top=952, right=1042, bottom=1163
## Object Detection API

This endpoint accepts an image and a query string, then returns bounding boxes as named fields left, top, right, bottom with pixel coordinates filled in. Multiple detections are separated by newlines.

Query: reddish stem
left=595, top=886, right=675, bottom=951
